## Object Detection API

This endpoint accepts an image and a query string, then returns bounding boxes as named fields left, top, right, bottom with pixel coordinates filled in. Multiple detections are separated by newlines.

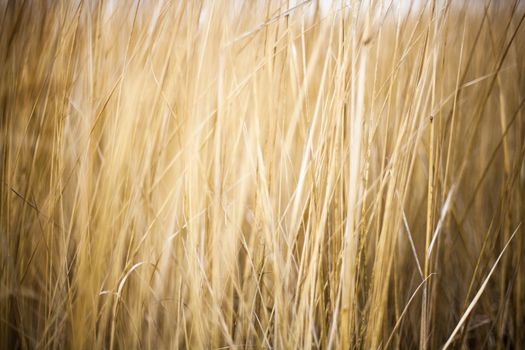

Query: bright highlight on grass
left=1, top=0, right=524, bottom=349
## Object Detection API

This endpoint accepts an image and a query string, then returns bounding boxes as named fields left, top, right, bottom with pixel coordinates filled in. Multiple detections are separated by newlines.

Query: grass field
left=1, top=0, right=525, bottom=348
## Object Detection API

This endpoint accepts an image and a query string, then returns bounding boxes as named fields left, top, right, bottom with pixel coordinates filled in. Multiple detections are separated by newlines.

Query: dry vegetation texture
left=2, top=0, right=525, bottom=349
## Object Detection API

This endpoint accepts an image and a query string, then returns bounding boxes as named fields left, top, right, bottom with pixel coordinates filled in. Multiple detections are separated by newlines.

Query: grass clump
left=1, top=0, right=525, bottom=348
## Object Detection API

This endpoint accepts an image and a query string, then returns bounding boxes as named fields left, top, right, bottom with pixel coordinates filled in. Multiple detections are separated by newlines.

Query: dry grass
left=1, top=0, right=525, bottom=349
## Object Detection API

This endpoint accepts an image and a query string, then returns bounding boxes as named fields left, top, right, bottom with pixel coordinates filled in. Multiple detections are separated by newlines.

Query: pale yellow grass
left=1, top=0, right=525, bottom=349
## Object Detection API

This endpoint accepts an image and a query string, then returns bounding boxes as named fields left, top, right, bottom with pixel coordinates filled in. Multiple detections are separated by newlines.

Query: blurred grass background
left=1, top=0, right=525, bottom=348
